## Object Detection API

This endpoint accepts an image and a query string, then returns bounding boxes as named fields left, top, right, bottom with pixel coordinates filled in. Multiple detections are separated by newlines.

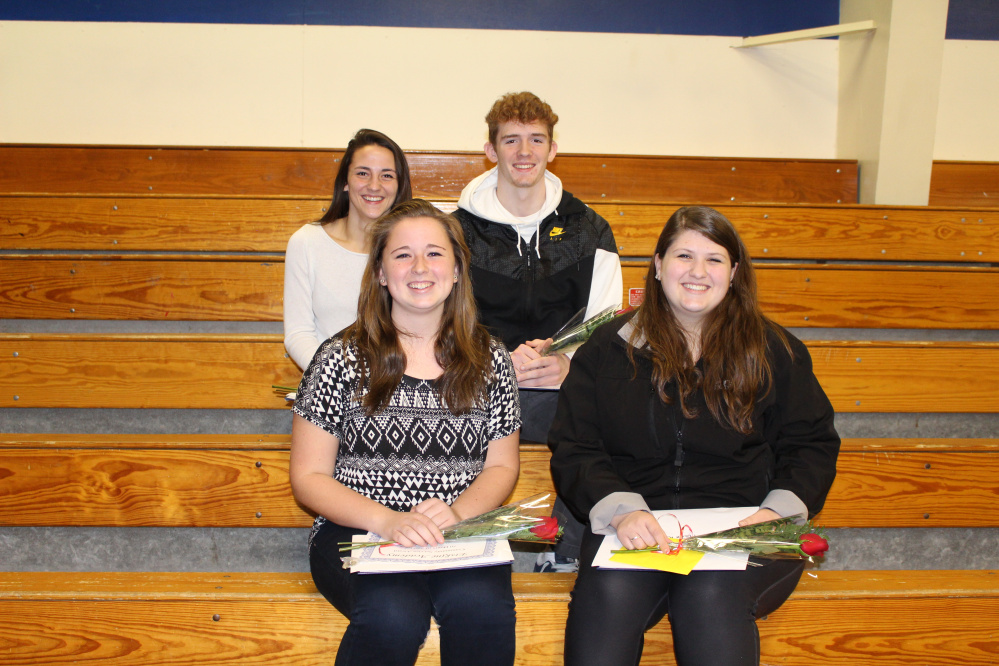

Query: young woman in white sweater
left=283, top=129, right=413, bottom=370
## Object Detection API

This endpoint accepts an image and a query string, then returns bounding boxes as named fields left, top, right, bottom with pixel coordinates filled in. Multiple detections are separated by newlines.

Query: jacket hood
left=456, top=168, right=564, bottom=257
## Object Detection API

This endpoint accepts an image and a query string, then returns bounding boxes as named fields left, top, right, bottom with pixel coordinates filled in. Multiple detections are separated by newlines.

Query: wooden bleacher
left=4, top=199, right=999, bottom=318
left=3, top=569, right=994, bottom=665
left=2, top=336, right=999, bottom=412
left=4, top=144, right=994, bottom=206
left=0, top=144, right=859, bottom=203
left=2, top=144, right=998, bottom=665
left=1, top=435, right=997, bottom=530
left=929, top=160, right=999, bottom=207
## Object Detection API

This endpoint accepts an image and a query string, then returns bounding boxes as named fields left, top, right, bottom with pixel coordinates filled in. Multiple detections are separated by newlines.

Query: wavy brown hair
left=628, top=206, right=790, bottom=434
left=343, top=199, right=493, bottom=415
left=485, top=92, right=559, bottom=145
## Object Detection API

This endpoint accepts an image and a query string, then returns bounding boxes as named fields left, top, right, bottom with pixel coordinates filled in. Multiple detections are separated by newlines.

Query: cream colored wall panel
left=934, top=39, right=999, bottom=160
left=302, top=26, right=838, bottom=156
left=2, top=21, right=839, bottom=157
left=0, top=21, right=305, bottom=146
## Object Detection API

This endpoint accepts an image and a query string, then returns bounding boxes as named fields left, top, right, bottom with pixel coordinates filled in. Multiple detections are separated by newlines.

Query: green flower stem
left=608, top=517, right=827, bottom=563
left=337, top=493, right=562, bottom=552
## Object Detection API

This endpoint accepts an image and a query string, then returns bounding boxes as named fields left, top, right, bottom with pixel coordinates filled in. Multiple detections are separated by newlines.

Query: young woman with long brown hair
left=290, top=199, right=521, bottom=666
left=549, top=205, right=840, bottom=666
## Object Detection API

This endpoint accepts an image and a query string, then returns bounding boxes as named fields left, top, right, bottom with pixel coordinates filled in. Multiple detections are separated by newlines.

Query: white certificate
left=346, top=535, right=514, bottom=574
left=592, top=506, right=759, bottom=571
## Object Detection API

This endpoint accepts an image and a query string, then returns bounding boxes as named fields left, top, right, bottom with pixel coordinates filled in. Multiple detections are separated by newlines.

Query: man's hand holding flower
left=512, top=339, right=570, bottom=387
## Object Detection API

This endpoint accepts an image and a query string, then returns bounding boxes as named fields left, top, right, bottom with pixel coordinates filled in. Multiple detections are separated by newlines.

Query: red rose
left=799, top=533, right=829, bottom=557
left=529, top=517, right=561, bottom=541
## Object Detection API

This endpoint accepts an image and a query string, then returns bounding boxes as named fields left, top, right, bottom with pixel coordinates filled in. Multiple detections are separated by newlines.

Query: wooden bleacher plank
left=759, top=592, right=999, bottom=666
left=6, top=255, right=998, bottom=329
left=0, top=145, right=340, bottom=197
left=807, top=340, right=999, bottom=413
left=0, top=571, right=323, bottom=600
left=2, top=437, right=996, bottom=528
left=1, top=255, right=284, bottom=321
left=0, top=571, right=996, bottom=665
left=0, top=195, right=324, bottom=252
left=518, top=442, right=999, bottom=528
left=2, top=336, right=997, bottom=412
left=0, top=448, right=304, bottom=528
left=420, top=154, right=859, bottom=204
left=622, top=263, right=999, bottom=329
left=0, top=334, right=302, bottom=409
left=816, top=449, right=999, bottom=527
left=7, top=196, right=999, bottom=262
left=0, top=145, right=857, bottom=204
left=930, top=161, right=999, bottom=207
left=0, top=598, right=346, bottom=664
left=10, top=151, right=994, bottom=208
left=601, top=202, right=999, bottom=262
left=532, top=154, right=857, bottom=204
left=0, top=433, right=294, bottom=450
left=753, top=265, right=999, bottom=329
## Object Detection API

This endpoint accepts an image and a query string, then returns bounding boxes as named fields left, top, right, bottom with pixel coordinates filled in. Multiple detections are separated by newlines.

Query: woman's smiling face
left=344, top=144, right=399, bottom=222
left=378, top=216, right=457, bottom=323
left=654, top=229, right=738, bottom=333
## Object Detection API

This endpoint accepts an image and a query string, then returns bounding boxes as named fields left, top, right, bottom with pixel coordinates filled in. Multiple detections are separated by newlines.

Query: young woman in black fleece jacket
left=550, top=206, right=840, bottom=666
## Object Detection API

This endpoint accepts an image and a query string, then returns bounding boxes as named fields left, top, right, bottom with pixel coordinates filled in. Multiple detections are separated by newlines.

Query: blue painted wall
left=945, top=0, right=999, bottom=39
left=0, top=1, right=994, bottom=39
left=0, top=0, right=999, bottom=40
left=0, top=1, right=838, bottom=35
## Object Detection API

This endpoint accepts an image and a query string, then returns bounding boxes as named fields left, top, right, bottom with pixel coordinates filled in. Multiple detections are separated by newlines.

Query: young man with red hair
left=453, top=92, right=623, bottom=572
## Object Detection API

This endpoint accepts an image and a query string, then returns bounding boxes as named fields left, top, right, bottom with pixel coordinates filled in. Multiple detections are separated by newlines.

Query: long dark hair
left=343, top=199, right=493, bottom=415
left=628, top=205, right=789, bottom=433
left=317, top=129, right=413, bottom=224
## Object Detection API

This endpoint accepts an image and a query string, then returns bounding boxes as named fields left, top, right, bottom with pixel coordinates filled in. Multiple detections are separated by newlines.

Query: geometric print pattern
left=294, top=335, right=521, bottom=512
left=334, top=452, right=484, bottom=510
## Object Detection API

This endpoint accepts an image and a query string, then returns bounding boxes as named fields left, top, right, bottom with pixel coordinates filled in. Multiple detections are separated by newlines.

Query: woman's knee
left=431, top=567, right=515, bottom=629
left=310, top=543, right=352, bottom=614
left=350, top=594, right=431, bottom=649
left=753, top=559, right=804, bottom=617
left=565, top=570, right=669, bottom=665
left=668, top=572, right=753, bottom=629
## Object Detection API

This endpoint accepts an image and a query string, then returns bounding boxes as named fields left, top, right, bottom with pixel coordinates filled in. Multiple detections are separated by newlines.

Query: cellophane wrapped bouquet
left=540, top=306, right=632, bottom=356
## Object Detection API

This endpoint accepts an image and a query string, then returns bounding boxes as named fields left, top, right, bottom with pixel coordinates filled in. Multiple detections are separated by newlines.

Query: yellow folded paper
left=609, top=548, right=705, bottom=574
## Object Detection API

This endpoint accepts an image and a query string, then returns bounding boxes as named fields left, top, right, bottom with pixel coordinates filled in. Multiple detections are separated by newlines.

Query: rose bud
left=529, top=517, right=561, bottom=541
left=799, top=533, right=829, bottom=557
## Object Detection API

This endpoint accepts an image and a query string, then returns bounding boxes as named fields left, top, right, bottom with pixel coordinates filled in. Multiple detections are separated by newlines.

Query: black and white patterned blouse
left=293, top=335, right=521, bottom=512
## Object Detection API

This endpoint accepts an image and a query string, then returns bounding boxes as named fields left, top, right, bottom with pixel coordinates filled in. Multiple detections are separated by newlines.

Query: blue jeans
left=564, top=529, right=804, bottom=666
left=310, top=519, right=516, bottom=666
left=518, top=388, right=559, bottom=444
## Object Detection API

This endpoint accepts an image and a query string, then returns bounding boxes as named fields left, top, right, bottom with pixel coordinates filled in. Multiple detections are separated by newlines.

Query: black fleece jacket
left=549, top=313, right=840, bottom=524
